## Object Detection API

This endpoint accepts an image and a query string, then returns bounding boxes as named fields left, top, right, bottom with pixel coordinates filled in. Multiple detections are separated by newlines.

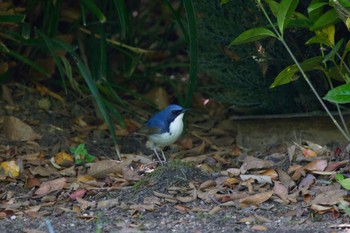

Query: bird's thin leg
left=152, top=146, right=164, bottom=165
left=159, top=148, right=167, bottom=163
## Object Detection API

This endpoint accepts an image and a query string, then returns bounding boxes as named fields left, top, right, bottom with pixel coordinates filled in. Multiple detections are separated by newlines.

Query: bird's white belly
left=149, top=113, right=184, bottom=147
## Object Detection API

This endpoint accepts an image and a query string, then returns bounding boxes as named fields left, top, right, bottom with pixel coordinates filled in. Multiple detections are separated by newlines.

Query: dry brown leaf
left=129, top=204, right=155, bottom=211
left=3, top=116, right=41, bottom=141
left=143, top=196, right=161, bottom=205
left=310, top=204, right=334, bottom=214
left=88, top=159, right=128, bottom=179
left=97, top=198, right=119, bottom=209
left=25, top=177, right=41, bottom=189
left=303, top=160, right=328, bottom=171
left=153, top=191, right=174, bottom=199
left=69, top=189, right=87, bottom=200
left=76, top=197, right=96, bottom=211
left=54, top=152, right=74, bottom=167
left=326, top=160, right=348, bottom=172
left=303, top=149, right=317, bottom=158
left=273, top=181, right=289, bottom=204
left=59, top=166, right=76, bottom=176
left=298, top=174, right=316, bottom=190
left=239, top=191, right=273, bottom=209
left=254, top=213, right=273, bottom=223
left=174, top=205, right=191, bottom=213
left=260, top=169, right=278, bottom=180
left=311, top=190, right=347, bottom=205
left=208, top=206, right=221, bottom=215
left=226, top=168, right=241, bottom=176
left=29, top=165, right=60, bottom=177
left=177, top=196, right=196, bottom=203
left=182, top=153, right=208, bottom=163
left=77, top=175, right=95, bottom=183
left=35, top=82, right=64, bottom=102
left=251, top=225, right=268, bottom=231
left=34, top=177, right=67, bottom=197
left=288, top=145, right=296, bottom=162
left=122, top=166, right=141, bottom=181
left=240, top=175, right=272, bottom=184
left=240, top=156, right=274, bottom=173
left=199, top=180, right=216, bottom=190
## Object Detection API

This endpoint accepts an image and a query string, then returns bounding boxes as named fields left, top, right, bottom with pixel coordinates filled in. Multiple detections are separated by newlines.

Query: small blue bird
left=143, top=104, right=188, bottom=164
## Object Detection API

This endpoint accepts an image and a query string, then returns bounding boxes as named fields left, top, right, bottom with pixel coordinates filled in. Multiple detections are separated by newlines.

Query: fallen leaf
left=251, top=225, right=268, bottom=231
left=97, top=198, right=119, bottom=209
left=54, top=152, right=74, bottom=167
left=76, top=197, right=96, bottom=211
left=70, top=189, right=87, bottom=200
left=34, top=177, right=67, bottom=197
left=310, top=204, right=334, bottom=214
left=3, top=116, right=41, bottom=141
left=239, top=191, right=273, bottom=209
left=199, top=180, right=216, bottom=190
left=25, top=177, right=41, bottom=189
left=311, top=190, right=347, bottom=205
left=88, top=159, right=127, bottom=179
left=273, top=181, right=289, bottom=204
left=240, top=156, right=274, bottom=173
left=303, top=149, right=317, bottom=158
left=240, top=175, right=272, bottom=184
left=0, top=160, right=20, bottom=177
left=174, top=205, right=191, bottom=213
left=226, top=168, right=241, bottom=176
left=298, top=174, right=316, bottom=190
left=303, top=160, right=328, bottom=172
left=208, top=206, right=221, bottom=215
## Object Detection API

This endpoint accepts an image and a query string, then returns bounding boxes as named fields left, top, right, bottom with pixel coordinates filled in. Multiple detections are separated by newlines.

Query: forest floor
left=0, top=83, right=349, bottom=233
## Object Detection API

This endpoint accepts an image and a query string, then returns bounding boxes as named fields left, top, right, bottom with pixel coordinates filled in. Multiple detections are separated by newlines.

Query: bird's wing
left=144, top=117, right=167, bottom=134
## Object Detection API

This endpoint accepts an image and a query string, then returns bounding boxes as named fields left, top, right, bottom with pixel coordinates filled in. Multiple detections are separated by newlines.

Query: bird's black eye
left=171, top=110, right=177, bottom=114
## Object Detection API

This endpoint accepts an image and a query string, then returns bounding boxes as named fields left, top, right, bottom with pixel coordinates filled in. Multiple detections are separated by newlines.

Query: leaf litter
left=0, top=85, right=350, bottom=232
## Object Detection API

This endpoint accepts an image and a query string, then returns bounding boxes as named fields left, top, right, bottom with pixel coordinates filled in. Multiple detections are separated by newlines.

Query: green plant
left=336, top=173, right=350, bottom=190
left=230, top=0, right=350, bottom=141
left=70, top=144, right=96, bottom=165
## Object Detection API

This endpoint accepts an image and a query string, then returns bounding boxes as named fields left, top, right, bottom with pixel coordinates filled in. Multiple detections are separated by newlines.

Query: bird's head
left=145, top=104, right=188, bottom=133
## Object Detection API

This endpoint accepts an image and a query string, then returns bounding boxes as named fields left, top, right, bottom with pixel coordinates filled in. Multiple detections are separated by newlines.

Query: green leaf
left=277, top=0, right=299, bottom=34
left=230, top=28, right=277, bottom=46
left=84, top=154, right=96, bottom=163
left=324, top=83, right=350, bottom=104
left=310, top=8, right=339, bottom=30
left=336, top=173, right=350, bottom=190
left=265, top=0, right=280, bottom=17
left=270, top=56, right=323, bottom=87
left=322, top=39, right=343, bottom=63
left=299, top=56, right=324, bottom=71
left=183, top=0, right=198, bottom=107
left=81, top=0, right=106, bottom=23
left=307, top=2, right=328, bottom=13
left=306, top=25, right=335, bottom=47
left=113, top=0, right=128, bottom=39
left=270, top=65, right=298, bottom=88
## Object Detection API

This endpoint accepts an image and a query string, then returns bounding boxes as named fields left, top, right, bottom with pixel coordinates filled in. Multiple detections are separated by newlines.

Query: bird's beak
left=182, top=108, right=189, bottom=113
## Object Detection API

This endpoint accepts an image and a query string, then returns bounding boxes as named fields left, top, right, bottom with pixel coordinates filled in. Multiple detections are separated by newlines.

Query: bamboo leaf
left=230, top=28, right=277, bottom=46
left=82, top=0, right=107, bottom=23
left=324, top=83, right=350, bottom=104
left=310, top=8, right=339, bottom=30
left=277, top=0, right=299, bottom=34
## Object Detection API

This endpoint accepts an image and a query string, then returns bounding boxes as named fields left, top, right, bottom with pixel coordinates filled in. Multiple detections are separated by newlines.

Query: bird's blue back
left=146, top=105, right=183, bottom=133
